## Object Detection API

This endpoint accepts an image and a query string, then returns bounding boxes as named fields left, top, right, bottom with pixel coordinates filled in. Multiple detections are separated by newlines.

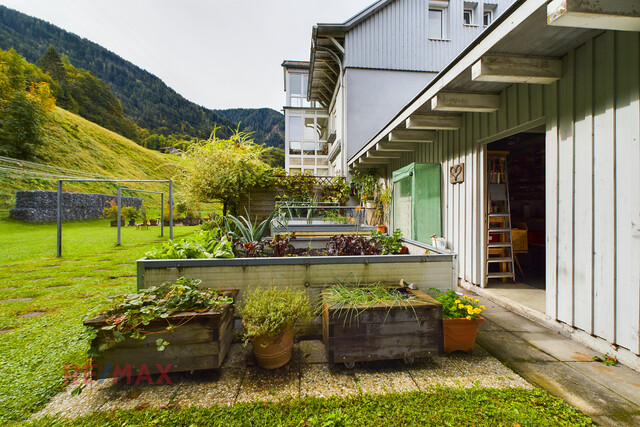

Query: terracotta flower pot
left=442, top=317, right=484, bottom=354
left=376, top=224, right=386, bottom=232
left=251, top=326, right=293, bottom=369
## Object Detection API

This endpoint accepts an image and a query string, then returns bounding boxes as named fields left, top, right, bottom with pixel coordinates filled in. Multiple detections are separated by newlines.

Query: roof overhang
left=307, top=0, right=396, bottom=107
left=349, top=0, right=631, bottom=168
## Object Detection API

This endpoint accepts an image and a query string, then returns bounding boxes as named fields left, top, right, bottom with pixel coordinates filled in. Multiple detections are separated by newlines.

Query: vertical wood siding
left=345, top=0, right=517, bottom=71
left=385, top=31, right=640, bottom=353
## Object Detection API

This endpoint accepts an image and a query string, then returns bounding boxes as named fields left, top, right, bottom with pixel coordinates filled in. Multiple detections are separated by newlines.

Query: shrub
left=240, top=286, right=312, bottom=344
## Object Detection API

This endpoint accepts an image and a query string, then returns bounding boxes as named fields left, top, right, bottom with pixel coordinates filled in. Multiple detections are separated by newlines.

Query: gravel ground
left=34, top=340, right=531, bottom=419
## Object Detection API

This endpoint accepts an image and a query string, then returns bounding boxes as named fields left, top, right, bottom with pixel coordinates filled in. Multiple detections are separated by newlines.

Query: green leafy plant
left=145, top=230, right=234, bottom=259
left=101, top=199, right=118, bottom=220
left=84, top=277, right=234, bottom=353
left=592, top=354, right=618, bottom=366
left=431, top=289, right=485, bottom=320
left=351, top=170, right=379, bottom=202
left=226, top=208, right=277, bottom=243
left=379, top=187, right=392, bottom=223
left=240, top=286, right=312, bottom=345
left=371, top=229, right=403, bottom=254
left=120, top=206, right=139, bottom=222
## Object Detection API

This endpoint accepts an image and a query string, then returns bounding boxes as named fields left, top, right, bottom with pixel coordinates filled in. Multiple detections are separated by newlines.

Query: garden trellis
left=56, top=179, right=173, bottom=257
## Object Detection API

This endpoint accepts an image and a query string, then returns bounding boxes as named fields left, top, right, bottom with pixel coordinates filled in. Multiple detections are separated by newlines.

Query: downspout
left=313, top=46, right=345, bottom=177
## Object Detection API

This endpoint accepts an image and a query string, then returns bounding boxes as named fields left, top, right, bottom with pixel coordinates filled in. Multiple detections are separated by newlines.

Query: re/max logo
left=64, top=363, right=173, bottom=385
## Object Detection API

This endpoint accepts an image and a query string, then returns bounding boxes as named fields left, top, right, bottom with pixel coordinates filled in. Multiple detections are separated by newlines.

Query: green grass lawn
left=0, top=218, right=195, bottom=422
left=0, top=218, right=594, bottom=426
left=31, top=388, right=593, bottom=426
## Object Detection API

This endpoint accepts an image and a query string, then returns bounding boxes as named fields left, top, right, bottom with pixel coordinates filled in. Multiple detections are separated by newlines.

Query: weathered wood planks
left=84, top=290, right=237, bottom=377
left=322, top=288, right=443, bottom=364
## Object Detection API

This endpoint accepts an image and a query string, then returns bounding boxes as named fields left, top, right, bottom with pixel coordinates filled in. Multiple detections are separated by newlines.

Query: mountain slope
left=0, top=5, right=284, bottom=147
left=0, top=106, right=180, bottom=212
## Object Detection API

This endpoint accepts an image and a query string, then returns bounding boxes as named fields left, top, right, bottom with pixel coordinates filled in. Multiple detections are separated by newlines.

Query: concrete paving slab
left=518, top=331, right=600, bottom=362
left=482, top=309, right=551, bottom=333
left=567, top=361, right=640, bottom=406
left=480, top=318, right=507, bottom=332
left=476, top=329, right=557, bottom=363
left=299, top=340, right=328, bottom=364
left=510, top=361, right=640, bottom=417
left=172, top=367, right=243, bottom=407
left=236, top=362, right=300, bottom=403
left=300, top=364, right=358, bottom=398
left=591, top=413, right=640, bottom=427
left=354, top=360, right=418, bottom=394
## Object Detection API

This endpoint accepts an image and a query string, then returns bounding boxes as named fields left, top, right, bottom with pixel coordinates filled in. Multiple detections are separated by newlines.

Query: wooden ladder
left=486, top=151, right=516, bottom=285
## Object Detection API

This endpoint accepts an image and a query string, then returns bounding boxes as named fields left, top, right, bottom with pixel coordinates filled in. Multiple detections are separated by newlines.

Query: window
left=429, top=9, right=444, bottom=39
left=483, top=10, right=493, bottom=26
left=483, top=4, right=496, bottom=27
left=463, top=2, right=478, bottom=26
left=288, top=116, right=302, bottom=140
left=463, top=9, right=473, bottom=25
left=428, top=1, right=449, bottom=39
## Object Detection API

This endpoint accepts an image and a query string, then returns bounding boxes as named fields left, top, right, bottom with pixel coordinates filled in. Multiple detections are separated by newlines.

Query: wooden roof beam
left=388, top=129, right=436, bottom=143
left=431, top=92, right=500, bottom=113
left=357, top=157, right=388, bottom=166
left=471, top=55, right=562, bottom=84
left=406, top=114, right=461, bottom=130
left=375, top=141, right=415, bottom=152
left=367, top=151, right=402, bottom=159
left=548, top=0, right=640, bottom=31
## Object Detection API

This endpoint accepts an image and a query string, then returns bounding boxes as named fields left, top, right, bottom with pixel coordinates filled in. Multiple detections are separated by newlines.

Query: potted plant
left=240, top=286, right=312, bottom=369
left=121, top=206, right=139, bottom=226
left=431, top=289, right=485, bottom=354
left=140, top=206, right=148, bottom=226
left=83, top=277, right=237, bottom=377
left=377, top=187, right=392, bottom=232
left=102, top=200, right=119, bottom=227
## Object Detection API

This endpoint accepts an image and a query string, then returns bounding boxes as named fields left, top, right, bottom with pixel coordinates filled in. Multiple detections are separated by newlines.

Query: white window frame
left=428, top=1, right=449, bottom=41
left=463, top=2, right=478, bottom=27
left=483, top=4, right=496, bottom=27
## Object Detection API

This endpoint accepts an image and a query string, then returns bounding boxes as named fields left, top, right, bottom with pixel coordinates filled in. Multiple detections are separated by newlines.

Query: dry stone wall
left=9, top=190, right=142, bottom=223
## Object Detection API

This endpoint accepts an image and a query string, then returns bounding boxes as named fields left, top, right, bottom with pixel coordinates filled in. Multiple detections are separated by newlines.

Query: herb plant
left=240, top=286, right=312, bottom=345
left=323, top=281, right=422, bottom=326
left=431, top=289, right=485, bottom=320
left=371, top=228, right=403, bottom=254
left=84, top=277, right=234, bottom=353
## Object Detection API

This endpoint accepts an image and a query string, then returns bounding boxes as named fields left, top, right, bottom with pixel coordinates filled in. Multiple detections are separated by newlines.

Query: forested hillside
left=0, top=5, right=284, bottom=148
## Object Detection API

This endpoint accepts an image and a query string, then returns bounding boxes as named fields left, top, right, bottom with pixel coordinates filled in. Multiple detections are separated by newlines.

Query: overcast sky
left=0, top=0, right=374, bottom=112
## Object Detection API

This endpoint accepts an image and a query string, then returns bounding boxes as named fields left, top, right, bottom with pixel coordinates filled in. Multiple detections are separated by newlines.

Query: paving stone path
left=35, top=340, right=530, bottom=419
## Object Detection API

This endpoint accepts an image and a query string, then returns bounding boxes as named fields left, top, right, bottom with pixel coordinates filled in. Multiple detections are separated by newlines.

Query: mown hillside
left=0, top=106, right=180, bottom=213
left=0, top=5, right=285, bottom=148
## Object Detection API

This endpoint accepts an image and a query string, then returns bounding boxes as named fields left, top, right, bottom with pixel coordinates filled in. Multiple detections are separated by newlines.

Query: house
left=281, top=61, right=330, bottom=176
left=346, top=0, right=640, bottom=367
left=283, top=0, right=516, bottom=176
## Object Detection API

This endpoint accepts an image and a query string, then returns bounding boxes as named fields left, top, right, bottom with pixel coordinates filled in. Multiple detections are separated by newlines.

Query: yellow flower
left=454, top=299, right=461, bottom=304
left=458, top=304, right=465, bottom=309
left=466, top=316, right=472, bottom=320
left=467, top=307, right=474, bottom=314
left=466, top=305, right=473, bottom=310
left=474, top=298, right=480, bottom=303
left=480, top=305, right=485, bottom=310
left=474, top=308, right=482, bottom=314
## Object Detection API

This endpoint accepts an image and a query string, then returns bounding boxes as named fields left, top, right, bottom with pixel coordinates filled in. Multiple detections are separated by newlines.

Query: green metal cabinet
left=391, top=162, right=442, bottom=244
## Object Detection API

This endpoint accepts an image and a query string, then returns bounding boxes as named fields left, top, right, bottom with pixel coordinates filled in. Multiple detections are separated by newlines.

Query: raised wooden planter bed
left=322, top=288, right=443, bottom=367
left=83, top=290, right=237, bottom=377
left=136, top=239, right=456, bottom=305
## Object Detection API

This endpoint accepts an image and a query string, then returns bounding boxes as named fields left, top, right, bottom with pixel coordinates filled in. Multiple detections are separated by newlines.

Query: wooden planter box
left=322, top=288, right=443, bottom=365
left=83, top=290, right=237, bottom=378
